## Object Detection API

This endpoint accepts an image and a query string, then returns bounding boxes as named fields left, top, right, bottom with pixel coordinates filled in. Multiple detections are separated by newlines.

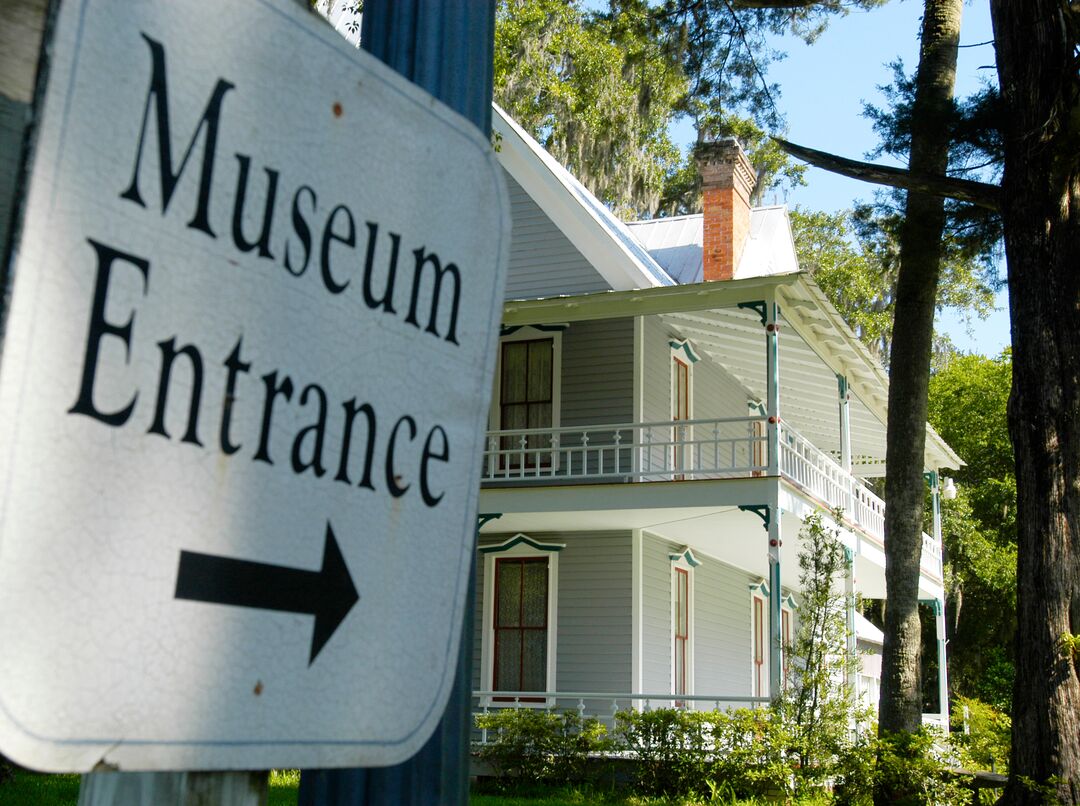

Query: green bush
left=615, top=707, right=793, bottom=801
left=475, top=707, right=612, bottom=789
left=878, top=729, right=969, bottom=806
left=951, top=696, right=1011, bottom=773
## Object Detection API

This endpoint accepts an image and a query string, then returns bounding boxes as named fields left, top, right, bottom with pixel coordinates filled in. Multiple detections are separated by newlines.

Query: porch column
left=844, top=546, right=857, bottom=695
left=765, top=297, right=781, bottom=477
left=837, top=375, right=855, bottom=518
left=934, top=598, right=950, bottom=726
left=837, top=375, right=852, bottom=473
left=763, top=296, right=783, bottom=696
left=768, top=500, right=783, bottom=696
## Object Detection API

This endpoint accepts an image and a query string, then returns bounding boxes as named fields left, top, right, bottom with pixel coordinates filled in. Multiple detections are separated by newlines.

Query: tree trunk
left=990, top=1, right=1080, bottom=803
left=876, top=0, right=962, bottom=747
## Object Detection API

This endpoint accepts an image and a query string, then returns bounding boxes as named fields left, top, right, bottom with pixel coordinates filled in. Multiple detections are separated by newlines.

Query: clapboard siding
left=641, top=535, right=756, bottom=699
left=694, top=558, right=754, bottom=697
left=693, top=355, right=752, bottom=420
left=558, top=319, right=635, bottom=475
left=641, top=316, right=671, bottom=423
left=556, top=531, right=633, bottom=693
left=561, top=319, right=634, bottom=427
left=504, top=171, right=612, bottom=299
left=640, top=316, right=672, bottom=473
left=641, top=533, right=676, bottom=694
left=473, top=531, right=632, bottom=694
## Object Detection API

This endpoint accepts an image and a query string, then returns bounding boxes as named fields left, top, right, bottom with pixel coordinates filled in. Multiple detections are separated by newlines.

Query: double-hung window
left=670, top=548, right=698, bottom=704
left=496, top=332, right=560, bottom=470
left=493, top=556, right=548, bottom=696
left=480, top=535, right=562, bottom=704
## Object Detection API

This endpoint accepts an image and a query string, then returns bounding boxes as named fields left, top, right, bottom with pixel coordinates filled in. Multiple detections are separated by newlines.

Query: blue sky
left=675, top=0, right=1009, bottom=356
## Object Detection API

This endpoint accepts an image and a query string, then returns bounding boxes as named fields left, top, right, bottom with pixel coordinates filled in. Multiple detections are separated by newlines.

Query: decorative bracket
left=737, top=300, right=767, bottom=326
left=500, top=323, right=568, bottom=337
left=738, top=504, right=771, bottom=531
left=476, top=512, right=502, bottom=534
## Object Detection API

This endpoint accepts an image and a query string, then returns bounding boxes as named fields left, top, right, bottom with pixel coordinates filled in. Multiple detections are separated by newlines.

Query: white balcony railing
left=482, top=416, right=943, bottom=578
left=471, top=690, right=770, bottom=744
left=471, top=690, right=940, bottom=745
left=482, top=417, right=768, bottom=484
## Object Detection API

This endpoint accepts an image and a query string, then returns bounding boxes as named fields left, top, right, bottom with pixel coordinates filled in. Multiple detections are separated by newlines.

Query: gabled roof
left=493, top=105, right=674, bottom=292
left=626, top=206, right=799, bottom=283
left=491, top=105, right=961, bottom=473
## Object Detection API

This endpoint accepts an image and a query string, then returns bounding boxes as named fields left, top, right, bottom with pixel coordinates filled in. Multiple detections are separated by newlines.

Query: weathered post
left=297, top=4, right=496, bottom=804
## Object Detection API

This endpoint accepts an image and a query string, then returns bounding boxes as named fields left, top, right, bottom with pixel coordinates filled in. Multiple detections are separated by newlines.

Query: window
left=674, top=567, right=689, bottom=698
left=670, top=340, right=696, bottom=479
left=494, top=557, right=548, bottom=695
left=670, top=548, right=698, bottom=702
left=752, top=592, right=767, bottom=697
left=480, top=534, right=562, bottom=704
left=492, top=328, right=562, bottom=470
left=750, top=587, right=791, bottom=696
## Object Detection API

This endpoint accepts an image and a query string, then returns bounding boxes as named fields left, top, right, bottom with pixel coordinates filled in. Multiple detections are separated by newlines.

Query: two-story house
left=470, top=105, right=959, bottom=730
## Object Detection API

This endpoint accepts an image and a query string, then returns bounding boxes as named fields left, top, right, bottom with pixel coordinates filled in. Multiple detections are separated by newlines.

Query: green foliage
left=476, top=708, right=613, bottom=789
left=950, top=696, right=1011, bottom=774
left=789, top=208, right=892, bottom=360
left=927, top=351, right=1017, bottom=708
left=778, top=511, right=864, bottom=787
left=791, top=204, right=998, bottom=364
left=494, top=0, right=686, bottom=219
left=615, top=707, right=791, bottom=801
left=871, top=730, right=969, bottom=806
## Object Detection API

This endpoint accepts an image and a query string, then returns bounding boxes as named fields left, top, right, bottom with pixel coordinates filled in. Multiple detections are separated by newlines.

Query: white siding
left=641, top=533, right=675, bottom=694
left=641, top=534, right=756, bottom=700
left=473, top=531, right=632, bottom=694
left=561, top=319, right=634, bottom=427
left=503, top=171, right=612, bottom=299
left=693, top=354, right=752, bottom=420
left=694, top=558, right=755, bottom=697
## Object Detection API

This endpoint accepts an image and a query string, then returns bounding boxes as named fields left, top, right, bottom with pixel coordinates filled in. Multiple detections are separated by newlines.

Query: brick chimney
left=695, top=138, right=756, bottom=282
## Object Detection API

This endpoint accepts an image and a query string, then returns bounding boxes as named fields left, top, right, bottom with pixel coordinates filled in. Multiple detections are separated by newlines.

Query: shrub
left=475, top=707, right=611, bottom=789
left=615, top=707, right=793, bottom=801
left=872, top=729, right=969, bottom=806
left=951, top=696, right=1011, bottom=774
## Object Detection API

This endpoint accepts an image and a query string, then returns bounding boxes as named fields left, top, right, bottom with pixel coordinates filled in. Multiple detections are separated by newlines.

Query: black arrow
left=175, top=522, right=359, bottom=665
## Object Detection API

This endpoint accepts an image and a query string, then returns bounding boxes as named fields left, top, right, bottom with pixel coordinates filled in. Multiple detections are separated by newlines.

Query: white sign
left=0, top=0, right=507, bottom=772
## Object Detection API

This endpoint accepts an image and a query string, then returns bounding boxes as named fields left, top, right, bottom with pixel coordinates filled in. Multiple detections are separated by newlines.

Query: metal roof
left=501, top=276, right=963, bottom=473
left=626, top=206, right=799, bottom=283
left=492, top=105, right=675, bottom=291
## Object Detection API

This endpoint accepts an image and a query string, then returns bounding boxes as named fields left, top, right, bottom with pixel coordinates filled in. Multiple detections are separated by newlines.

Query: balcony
left=482, top=416, right=943, bottom=577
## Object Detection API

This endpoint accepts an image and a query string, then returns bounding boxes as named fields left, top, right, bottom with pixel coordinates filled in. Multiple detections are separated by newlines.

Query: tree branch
left=732, top=0, right=820, bottom=6
left=773, top=137, right=1002, bottom=210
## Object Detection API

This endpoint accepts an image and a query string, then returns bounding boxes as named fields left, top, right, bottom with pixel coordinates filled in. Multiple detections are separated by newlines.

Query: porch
left=482, top=414, right=941, bottom=579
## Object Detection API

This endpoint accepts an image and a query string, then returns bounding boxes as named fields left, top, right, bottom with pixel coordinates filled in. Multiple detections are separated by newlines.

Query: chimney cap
left=694, top=138, right=756, bottom=193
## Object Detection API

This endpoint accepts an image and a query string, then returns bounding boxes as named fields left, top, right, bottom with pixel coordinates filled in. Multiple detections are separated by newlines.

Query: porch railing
left=777, top=421, right=884, bottom=539
left=481, top=416, right=943, bottom=578
left=471, top=690, right=770, bottom=744
left=482, top=417, right=768, bottom=483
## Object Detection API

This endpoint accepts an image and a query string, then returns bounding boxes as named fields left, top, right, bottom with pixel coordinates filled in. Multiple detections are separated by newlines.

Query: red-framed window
left=781, top=607, right=793, bottom=683
left=500, top=339, right=554, bottom=467
left=672, top=357, right=690, bottom=478
left=674, top=567, right=689, bottom=698
left=493, top=557, right=549, bottom=698
left=753, top=594, right=766, bottom=697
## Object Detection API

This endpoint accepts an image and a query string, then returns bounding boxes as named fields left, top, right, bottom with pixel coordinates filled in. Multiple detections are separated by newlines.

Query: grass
left=1, top=769, right=815, bottom=806
left=0, top=768, right=299, bottom=805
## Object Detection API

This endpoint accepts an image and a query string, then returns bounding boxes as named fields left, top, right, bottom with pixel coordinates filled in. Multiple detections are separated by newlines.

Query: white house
left=470, top=105, right=958, bottom=729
